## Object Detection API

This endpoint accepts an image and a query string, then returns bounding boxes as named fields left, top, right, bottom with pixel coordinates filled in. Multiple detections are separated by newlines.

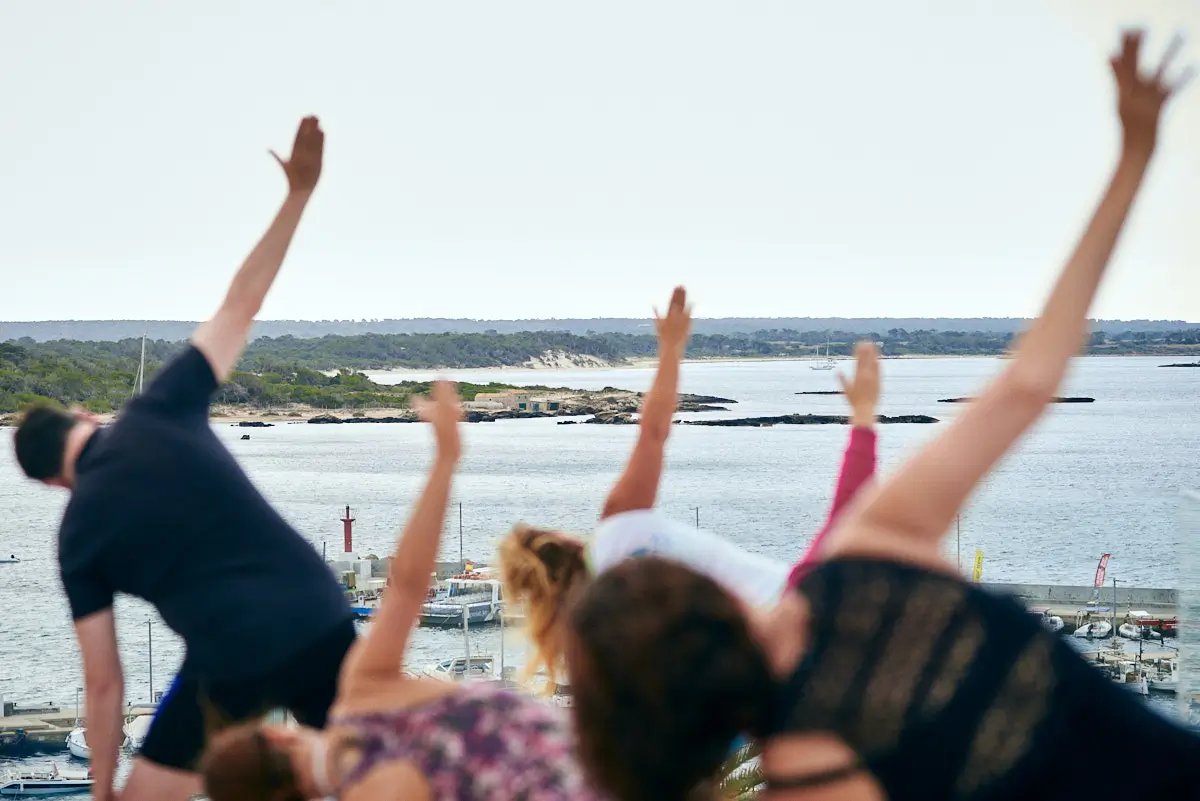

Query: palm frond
left=717, top=741, right=764, bottom=799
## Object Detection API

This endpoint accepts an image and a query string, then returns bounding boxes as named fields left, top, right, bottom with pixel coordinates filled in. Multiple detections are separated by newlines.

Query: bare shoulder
left=342, top=760, right=430, bottom=801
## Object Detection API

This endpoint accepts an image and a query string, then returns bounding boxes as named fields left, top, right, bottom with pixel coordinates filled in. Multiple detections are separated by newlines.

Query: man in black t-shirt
left=13, top=117, right=355, bottom=801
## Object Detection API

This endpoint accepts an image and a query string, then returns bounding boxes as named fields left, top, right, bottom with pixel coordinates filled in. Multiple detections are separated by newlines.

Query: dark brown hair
left=201, top=723, right=305, bottom=801
left=565, top=556, right=774, bottom=801
left=13, top=404, right=76, bottom=480
left=498, top=523, right=590, bottom=687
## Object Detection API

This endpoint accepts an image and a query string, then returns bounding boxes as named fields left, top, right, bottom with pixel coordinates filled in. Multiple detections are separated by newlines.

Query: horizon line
left=4, top=315, right=1198, bottom=325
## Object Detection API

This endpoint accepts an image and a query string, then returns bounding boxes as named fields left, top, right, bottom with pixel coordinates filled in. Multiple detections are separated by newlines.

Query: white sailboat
left=65, top=728, right=90, bottom=761
left=810, top=341, right=837, bottom=371
left=122, top=714, right=153, bottom=752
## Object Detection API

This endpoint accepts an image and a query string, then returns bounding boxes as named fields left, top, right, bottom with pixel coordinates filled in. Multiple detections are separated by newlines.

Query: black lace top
left=769, top=558, right=1199, bottom=800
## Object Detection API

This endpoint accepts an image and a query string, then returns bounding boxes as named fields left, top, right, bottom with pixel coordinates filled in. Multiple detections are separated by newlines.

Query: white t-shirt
left=588, top=509, right=790, bottom=608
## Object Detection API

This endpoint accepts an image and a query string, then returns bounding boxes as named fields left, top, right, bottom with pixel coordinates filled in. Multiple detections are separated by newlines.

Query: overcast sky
left=1, top=0, right=1196, bottom=323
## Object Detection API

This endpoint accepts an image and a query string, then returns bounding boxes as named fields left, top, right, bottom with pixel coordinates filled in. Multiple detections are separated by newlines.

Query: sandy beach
left=361, top=352, right=1002, bottom=379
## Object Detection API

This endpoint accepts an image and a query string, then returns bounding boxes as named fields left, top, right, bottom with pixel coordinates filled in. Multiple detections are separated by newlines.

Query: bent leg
left=126, top=673, right=204, bottom=801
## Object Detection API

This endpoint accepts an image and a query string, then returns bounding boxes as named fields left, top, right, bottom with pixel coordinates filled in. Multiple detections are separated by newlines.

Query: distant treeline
left=1, top=328, right=1195, bottom=415
left=0, top=339, right=546, bottom=415
left=236, top=327, right=1196, bottom=369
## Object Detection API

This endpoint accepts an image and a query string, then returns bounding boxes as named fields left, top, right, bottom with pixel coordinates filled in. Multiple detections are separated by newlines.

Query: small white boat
left=422, top=655, right=498, bottom=683
left=1117, top=622, right=1162, bottom=641
left=0, top=555, right=19, bottom=565
left=1148, top=674, right=1179, bottom=694
left=65, top=728, right=90, bottom=761
left=1030, top=607, right=1064, bottom=633
left=1073, top=620, right=1113, bottom=639
left=809, top=341, right=837, bottom=371
left=0, top=765, right=93, bottom=797
left=1147, top=660, right=1179, bottom=695
left=122, top=714, right=153, bottom=752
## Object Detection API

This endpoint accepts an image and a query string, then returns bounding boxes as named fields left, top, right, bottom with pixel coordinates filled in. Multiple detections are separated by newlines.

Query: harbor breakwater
left=984, top=583, right=1177, bottom=609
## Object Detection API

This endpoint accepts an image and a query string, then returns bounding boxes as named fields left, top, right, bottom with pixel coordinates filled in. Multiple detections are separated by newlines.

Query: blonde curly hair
left=498, top=523, right=592, bottom=689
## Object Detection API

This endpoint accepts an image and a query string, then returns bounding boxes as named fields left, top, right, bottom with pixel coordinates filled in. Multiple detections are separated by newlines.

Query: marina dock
left=0, top=703, right=156, bottom=754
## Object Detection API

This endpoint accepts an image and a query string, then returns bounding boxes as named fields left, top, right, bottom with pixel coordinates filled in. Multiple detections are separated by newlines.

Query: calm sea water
left=0, top=355, right=1195, bottom=781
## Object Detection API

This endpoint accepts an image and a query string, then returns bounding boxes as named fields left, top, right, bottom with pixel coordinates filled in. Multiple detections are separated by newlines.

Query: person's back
left=59, top=344, right=351, bottom=679
left=774, top=558, right=1200, bottom=800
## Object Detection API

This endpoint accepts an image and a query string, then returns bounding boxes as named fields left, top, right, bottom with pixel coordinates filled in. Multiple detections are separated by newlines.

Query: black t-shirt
left=57, top=345, right=353, bottom=681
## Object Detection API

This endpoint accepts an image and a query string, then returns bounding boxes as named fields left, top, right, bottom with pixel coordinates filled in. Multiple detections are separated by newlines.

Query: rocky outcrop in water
left=937, top=397, right=1094, bottom=404
left=684, top=414, right=938, bottom=427
left=309, top=414, right=416, bottom=424
left=679, top=393, right=737, bottom=404
left=235, top=420, right=275, bottom=427
left=584, top=411, right=638, bottom=425
left=1159, top=362, right=1200, bottom=368
left=304, top=388, right=734, bottom=425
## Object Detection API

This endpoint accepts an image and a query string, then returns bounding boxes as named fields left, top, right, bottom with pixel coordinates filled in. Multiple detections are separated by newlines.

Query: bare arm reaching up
left=343, top=382, right=462, bottom=684
left=826, top=31, right=1190, bottom=563
left=600, top=287, right=692, bottom=519
left=790, top=341, right=880, bottom=579
left=192, top=117, right=325, bottom=382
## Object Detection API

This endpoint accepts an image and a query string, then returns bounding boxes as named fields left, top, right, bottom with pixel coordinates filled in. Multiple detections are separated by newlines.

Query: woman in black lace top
left=562, top=30, right=1198, bottom=801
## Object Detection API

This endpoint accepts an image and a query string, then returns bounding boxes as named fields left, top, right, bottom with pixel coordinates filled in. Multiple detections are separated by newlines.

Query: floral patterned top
left=330, top=683, right=605, bottom=800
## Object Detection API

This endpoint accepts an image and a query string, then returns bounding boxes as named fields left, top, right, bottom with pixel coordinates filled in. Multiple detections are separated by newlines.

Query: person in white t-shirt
left=499, top=286, right=881, bottom=687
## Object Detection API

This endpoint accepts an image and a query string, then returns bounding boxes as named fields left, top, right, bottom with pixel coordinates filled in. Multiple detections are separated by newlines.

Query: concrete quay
left=983, top=582, right=1178, bottom=634
left=0, top=703, right=156, bottom=755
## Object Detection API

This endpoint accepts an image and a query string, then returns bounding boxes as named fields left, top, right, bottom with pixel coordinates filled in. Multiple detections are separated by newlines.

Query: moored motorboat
left=1147, top=660, right=1179, bottom=695
left=1072, top=620, right=1112, bottom=639
left=421, top=654, right=499, bottom=683
left=419, top=573, right=504, bottom=628
left=1128, top=611, right=1176, bottom=638
left=1030, top=606, right=1064, bottom=634
left=0, top=765, right=93, bottom=797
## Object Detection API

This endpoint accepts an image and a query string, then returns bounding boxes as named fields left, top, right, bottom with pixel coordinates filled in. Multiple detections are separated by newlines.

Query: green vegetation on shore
left=0, top=340, right=571, bottom=415
left=1, top=327, right=1196, bottom=416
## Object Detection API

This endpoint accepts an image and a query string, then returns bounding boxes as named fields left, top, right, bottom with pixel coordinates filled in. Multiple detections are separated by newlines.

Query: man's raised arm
left=192, top=116, right=324, bottom=382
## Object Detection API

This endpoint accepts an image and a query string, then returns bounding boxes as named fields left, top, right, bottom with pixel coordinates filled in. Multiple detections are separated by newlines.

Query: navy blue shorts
left=138, top=618, right=356, bottom=771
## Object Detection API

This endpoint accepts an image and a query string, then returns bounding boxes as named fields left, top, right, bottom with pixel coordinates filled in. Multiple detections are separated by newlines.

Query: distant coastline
left=2, top=328, right=1195, bottom=426
left=364, top=351, right=1192, bottom=376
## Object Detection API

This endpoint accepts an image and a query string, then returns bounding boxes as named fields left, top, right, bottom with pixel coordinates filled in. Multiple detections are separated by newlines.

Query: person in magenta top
left=499, top=287, right=880, bottom=688
left=789, top=340, right=880, bottom=586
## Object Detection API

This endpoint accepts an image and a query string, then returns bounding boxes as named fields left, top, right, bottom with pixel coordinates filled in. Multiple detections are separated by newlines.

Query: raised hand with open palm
left=413, top=380, right=463, bottom=464
left=838, top=341, right=881, bottom=428
left=1112, top=31, right=1193, bottom=154
left=271, top=116, right=325, bottom=194
left=654, top=286, right=692, bottom=357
